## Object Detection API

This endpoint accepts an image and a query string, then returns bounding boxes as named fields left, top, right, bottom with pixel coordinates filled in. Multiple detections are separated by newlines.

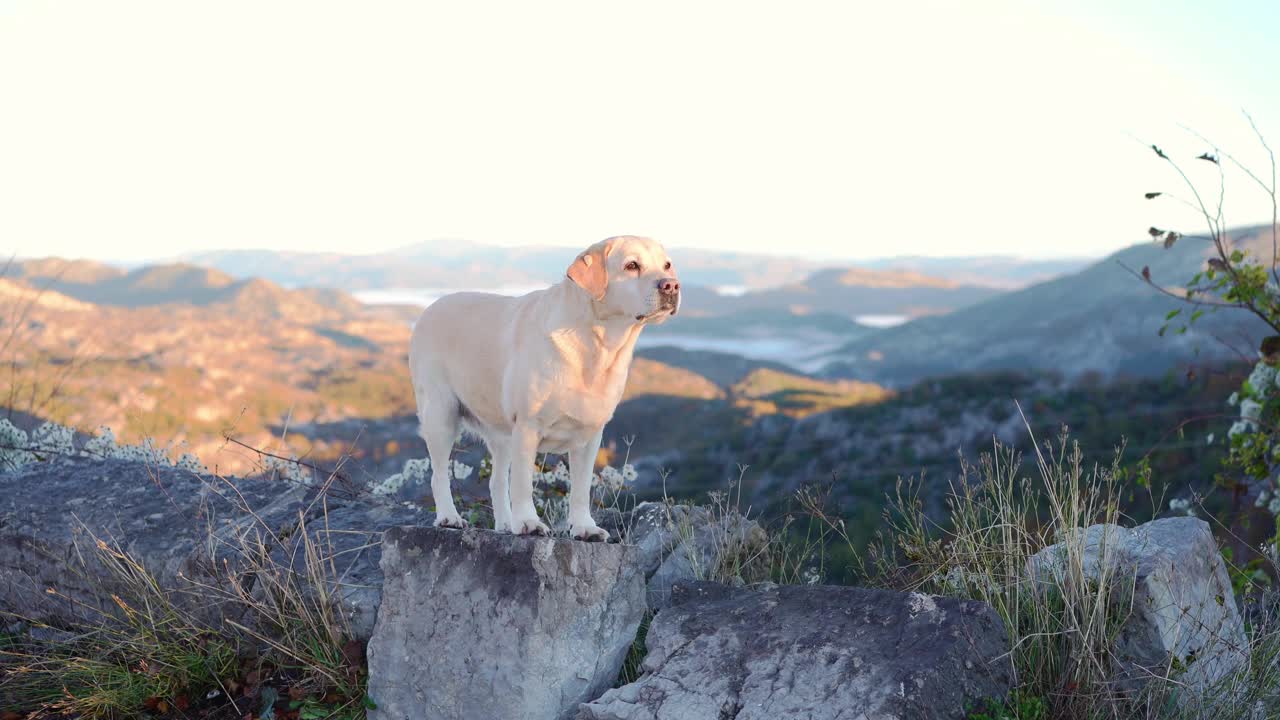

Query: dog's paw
left=571, top=524, right=610, bottom=542
left=434, top=512, right=469, bottom=530
left=493, top=518, right=512, bottom=533
left=512, top=517, right=551, bottom=536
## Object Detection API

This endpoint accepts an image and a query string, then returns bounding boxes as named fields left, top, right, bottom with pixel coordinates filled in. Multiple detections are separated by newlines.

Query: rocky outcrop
left=367, top=527, right=646, bottom=720
left=0, top=458, right=757, bottom=643
left=604, top=502, right=767, bottom=609
left=0, top=457, right=428, bottom=640
left=1028, top=516, right=1247, bottom=704
left=579, top=581, right=1012, bottom=720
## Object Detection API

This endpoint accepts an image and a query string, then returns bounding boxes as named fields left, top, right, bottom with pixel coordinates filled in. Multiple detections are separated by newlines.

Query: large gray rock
left=367, top=526, right=646, bottom=720
left=0, top=457, right=429, bottom=640
left=1028, top=516, right=1247, bottom=703
left=579, top=581, right=1012, bottom=720
left=604, top=501, right=767, bottom=609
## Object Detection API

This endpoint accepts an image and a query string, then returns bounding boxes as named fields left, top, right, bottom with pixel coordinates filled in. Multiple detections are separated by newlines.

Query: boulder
left=579, top=581, right=1012, bottom=720
left=603, top=502, right=767, bottom=609
left=0, top=457, right=429, bottom=639
left=1028, top=516, right=1247, bottom=702
left=366, top=526, right=646, bottom=720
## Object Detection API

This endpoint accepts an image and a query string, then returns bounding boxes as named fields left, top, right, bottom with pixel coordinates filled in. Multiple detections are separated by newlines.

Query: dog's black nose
left=658, top=278, right=680, bottom=295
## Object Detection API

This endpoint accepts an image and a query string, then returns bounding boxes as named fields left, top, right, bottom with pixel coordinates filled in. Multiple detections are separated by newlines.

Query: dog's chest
left=536, top=419, right=595, bottom=453
left=532, top=389, right=618, bottom=451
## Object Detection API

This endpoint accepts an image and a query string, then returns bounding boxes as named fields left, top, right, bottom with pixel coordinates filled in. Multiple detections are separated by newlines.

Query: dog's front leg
left=508, top=424, right=551, bottom=536
left=487, top=439, right=513, bottom=533
left=568, top=430, right=609, bottom=542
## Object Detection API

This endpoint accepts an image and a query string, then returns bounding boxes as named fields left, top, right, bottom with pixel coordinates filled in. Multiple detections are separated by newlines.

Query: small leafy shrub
left=1140, top=118, right=1280, bottom=550
left=967, top=690, right=1050, bottom=720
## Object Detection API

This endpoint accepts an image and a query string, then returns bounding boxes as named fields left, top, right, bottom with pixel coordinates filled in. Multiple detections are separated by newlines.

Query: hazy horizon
left=14, top=235, right=1105, bottom=267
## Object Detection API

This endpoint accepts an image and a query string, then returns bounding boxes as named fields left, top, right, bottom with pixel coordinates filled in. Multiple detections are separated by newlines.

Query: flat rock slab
left=579, top=581, right=1012, bottom=720
left=367, top=526, right=646, bottom=720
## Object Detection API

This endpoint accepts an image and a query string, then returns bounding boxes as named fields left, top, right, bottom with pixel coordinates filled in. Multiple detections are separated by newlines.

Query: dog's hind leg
left=416, top=383, right=466, bottom=529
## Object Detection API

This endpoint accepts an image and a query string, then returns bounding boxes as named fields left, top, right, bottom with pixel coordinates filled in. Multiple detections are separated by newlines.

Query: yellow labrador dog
left=408, top=235, right=680, bottom=540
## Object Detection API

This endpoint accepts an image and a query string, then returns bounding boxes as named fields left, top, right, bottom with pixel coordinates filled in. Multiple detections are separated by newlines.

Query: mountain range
left=15, top=228, right=1271, bottom=390
left=184, top=241, right=1090, bottom=293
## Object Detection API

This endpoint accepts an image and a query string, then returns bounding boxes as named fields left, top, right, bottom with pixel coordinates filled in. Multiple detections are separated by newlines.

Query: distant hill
left=0, top=277, right=96, bottom=313
left=683, top=267, right=1000, bottom=319
left=858, top=255, right=1092, bottom=290
left=729, top=367, right=891, bottom=418
left=9, top=259, right=364, bottom=320
left=624, top=358, right=726, bottom=402
left=7, top=257, right=122, bottom=285
left=819, top=227, right=1277, bottom=386
left=636, top=347, right=803, bottom=387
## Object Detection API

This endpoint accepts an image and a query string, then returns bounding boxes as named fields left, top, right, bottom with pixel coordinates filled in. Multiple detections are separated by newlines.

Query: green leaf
left=1165, top=309, right=1181, bottom=321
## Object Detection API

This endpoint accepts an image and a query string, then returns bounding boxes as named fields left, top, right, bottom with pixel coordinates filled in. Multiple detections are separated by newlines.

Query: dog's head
left=566, top=235, right=680, bottom=324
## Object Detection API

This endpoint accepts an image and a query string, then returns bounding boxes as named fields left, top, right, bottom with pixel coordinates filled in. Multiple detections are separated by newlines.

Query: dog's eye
left=624, top=261, right=641, bottom=272
left=663, top=261, right=672, bottom=271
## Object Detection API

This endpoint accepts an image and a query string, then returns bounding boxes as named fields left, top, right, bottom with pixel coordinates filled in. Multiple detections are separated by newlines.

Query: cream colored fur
left=408, top=235, right=680, bottom=540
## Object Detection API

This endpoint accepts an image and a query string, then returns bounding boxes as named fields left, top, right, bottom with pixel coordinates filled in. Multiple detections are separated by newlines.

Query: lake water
left=634, top=333, right=846, bottom=372
left=854, top=314, right=909, bottom=328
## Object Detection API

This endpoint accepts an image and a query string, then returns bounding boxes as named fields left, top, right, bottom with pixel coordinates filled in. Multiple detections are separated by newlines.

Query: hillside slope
left=859, top=255, right=1091, bottom=290
left=820, top=227, right=1277, bottom=385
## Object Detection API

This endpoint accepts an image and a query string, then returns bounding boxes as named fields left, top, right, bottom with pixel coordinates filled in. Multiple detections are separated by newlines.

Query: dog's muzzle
left=658, top=277, right=680, bottom=316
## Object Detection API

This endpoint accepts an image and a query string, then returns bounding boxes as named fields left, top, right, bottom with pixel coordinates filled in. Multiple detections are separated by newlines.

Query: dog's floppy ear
left=566, top=239, right=612, bottom=301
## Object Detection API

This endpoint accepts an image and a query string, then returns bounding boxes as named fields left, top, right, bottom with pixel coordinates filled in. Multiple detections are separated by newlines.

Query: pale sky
left=1, top=0, right=1277, bottom=263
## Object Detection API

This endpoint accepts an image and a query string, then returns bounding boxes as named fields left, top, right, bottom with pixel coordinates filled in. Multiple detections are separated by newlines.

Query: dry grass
left=652, top=464, right=835, bottom=590
left=0, top=472, right=372, bottom=719
left=796, top=429, right=1280, bottom=719
left=1, top=533, right=240, bottom=717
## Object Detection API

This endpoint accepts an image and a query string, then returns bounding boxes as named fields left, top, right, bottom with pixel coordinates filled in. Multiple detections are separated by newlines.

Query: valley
left=1, top=232, right=1255, bottom=545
